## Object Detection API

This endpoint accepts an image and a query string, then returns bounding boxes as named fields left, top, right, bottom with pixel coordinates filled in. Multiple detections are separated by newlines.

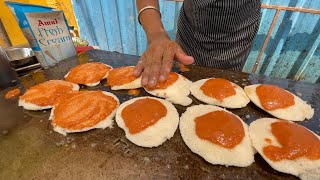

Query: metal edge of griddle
left=15, top=63, right=41, bottom=72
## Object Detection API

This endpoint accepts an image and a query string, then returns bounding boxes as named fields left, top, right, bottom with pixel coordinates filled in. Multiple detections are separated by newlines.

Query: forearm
left=136, top=0, right=169, bottom=44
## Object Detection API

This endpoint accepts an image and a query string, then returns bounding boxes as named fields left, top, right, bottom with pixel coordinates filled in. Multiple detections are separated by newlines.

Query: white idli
left=190, top=78, right=250, bottom=108
left=180, top=105, right=255, bottom=167
left=65, top=62, right=112, bottom=86
left=244, top=84, right=314, bottom=121
left=19, top=80, right=79, bottom=111
left=249, top=118, right=320, bottom=180
left=106, top=66, right=142, bottom=90
left=144, top=72, right=192, bottom=106
left=49, top=91, right=119, bottom=136
left=115, top=97, right=179, bottom=148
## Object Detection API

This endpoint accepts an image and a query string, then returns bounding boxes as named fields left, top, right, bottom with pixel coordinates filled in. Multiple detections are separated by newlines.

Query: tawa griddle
left=0, top=50, right=319, bottom=179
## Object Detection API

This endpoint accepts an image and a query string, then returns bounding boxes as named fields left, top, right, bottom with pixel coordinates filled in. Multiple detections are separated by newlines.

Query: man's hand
left=133, top=37, right=194, bottom=88
left=135, top=0, right=193, bottom=88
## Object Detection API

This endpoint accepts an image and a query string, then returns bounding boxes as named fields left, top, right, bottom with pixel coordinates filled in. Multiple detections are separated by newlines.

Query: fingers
left=175, top=46, right=194, bottom=65
left=141, top=52, right=152, bottom=87
left=146, top=47, right=163, bottom=87
left=141, top=68, right=149, bottom=87
left=159, top=42, right=175, bottom=82
left=133, top=55, right=146, bottom=77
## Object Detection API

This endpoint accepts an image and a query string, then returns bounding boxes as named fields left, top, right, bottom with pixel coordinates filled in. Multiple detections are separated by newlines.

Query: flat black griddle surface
left=1, top=50, right=319, bottom=179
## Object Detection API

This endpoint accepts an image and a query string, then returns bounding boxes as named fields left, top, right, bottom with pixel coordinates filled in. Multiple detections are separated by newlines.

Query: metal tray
left=5, top=44, right=36, bottom=67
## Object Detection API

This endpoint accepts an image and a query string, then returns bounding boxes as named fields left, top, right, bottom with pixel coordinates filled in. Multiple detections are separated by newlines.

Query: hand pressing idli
left=190, top=78, right=250, bottom=108
left=115, top=97, right=179, bottom=148
left=144, top=72, right=192, bottom=106
left=244, top=84, right=314, bottom=121
left=65, top=62, right=112, bottom=86
left=19, top=80, right=79, bottom=110
left=249, top=118, right=320, bottom=180
left=180, top=105, right=255, bottom=167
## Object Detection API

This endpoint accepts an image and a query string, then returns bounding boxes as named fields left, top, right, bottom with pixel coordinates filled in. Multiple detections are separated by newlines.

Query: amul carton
left=6, top=1, right=76, bottom=68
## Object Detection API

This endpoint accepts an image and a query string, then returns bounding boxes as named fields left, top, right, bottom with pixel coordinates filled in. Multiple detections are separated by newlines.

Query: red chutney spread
left=265, top=138, right=272, bottom=144
left=147, top=72, right=179, bottom=90
left=128, top=89, right=140, bottom=96
left=263, top=121, right=320, bottom=161
left=256, top=84, right=295, bottom=110
left=195, top=110, right=244, bottom=148
left=200, top=78, right=236, bottom=102
left=107, top=66, right=138, bottom=87
left=53, top=91, right=118, bottom=130
left=5, top=88, right=21, bottom=99
left=20, top=80, right=75, bottom=106
left=121, top=98, right=167, bottom=134
left=66, top=62, right=112, bottom=84
left=178, top=63, right=190, bottom=72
